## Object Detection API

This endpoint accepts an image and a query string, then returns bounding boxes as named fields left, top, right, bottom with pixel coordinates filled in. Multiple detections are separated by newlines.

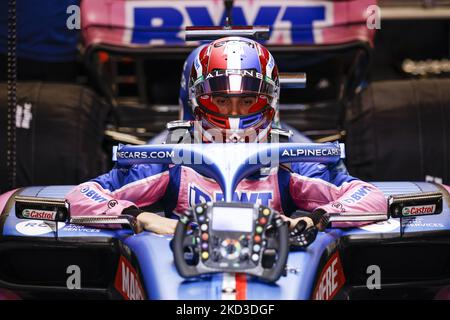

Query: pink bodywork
left=0, top=189, right=17, bottom=216
left=442, top=184, right=450, bottom=194
left=81, top=0, right=376, bottom=49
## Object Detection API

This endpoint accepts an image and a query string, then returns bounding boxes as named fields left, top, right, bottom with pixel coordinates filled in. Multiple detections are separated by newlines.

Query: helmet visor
left=193, top=69, right=277, bottom=99
left=198, top=93, right=270, bottom=116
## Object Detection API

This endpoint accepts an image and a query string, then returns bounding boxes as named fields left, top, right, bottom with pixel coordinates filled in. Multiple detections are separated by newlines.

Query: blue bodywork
left=1, top=180, right=449, bottom=299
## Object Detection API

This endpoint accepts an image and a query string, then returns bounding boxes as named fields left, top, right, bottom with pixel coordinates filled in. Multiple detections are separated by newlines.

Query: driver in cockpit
left=66, top=37, right=386, bottom=245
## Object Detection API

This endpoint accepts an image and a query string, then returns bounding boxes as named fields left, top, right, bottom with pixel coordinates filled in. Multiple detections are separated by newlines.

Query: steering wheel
left=173, top=202, right=289, bottom=282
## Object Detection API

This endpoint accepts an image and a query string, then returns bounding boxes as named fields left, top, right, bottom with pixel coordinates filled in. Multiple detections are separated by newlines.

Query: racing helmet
left=189, top=37, right=280, bottom=143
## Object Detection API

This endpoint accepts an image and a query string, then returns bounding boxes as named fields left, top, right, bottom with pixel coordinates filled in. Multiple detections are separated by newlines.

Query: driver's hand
left=282, top=211, right=329, bottom=249
left=281, top=215, right=314, bottom=230
left=136, top=212, right=177, bottom=235
left=281, top=210, right=328, bottom=231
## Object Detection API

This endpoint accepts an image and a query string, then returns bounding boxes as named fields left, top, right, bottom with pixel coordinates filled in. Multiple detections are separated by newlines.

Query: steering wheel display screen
left=211, top=207, right=254, bottom=232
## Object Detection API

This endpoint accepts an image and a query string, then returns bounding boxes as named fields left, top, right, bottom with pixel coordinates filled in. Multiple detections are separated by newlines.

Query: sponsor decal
left=62, top=225, right=101, bottom=233
left=215, top=191, right=273, bottom=207
left=331, top=202, right=345, bottom=213
left=22, top=209, right=57, bottom=220
left=402, top=217, right=444, bottom=229
left=80, top=186, right=108, bottom=203
left=313, top=252, right=345, bottom=300
left=188, top=183, right=273, bottom=207
left=281, top=148, right=340, bottom=157
left=188, top=183, right=212, bottom=207
left=360, top=217, right=445, bottom=232
left=205, top=69, right=263, bottom=80
left=15, top=220, right=65, bottom=236
left=125, top=2, right=331, bottom=45
left=402, top=204, right=436, bottom=216
left=116, top=151, right=175, bottom=159
left=342, top=186, right=372, bottom=204
left=114, top=256, right=145, bottom=300
left=108, top=200, right=118, bottom=209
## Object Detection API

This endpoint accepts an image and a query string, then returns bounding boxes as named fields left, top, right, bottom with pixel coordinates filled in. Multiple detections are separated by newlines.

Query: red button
left=259, top=217, right=267, bottom=225
left=202, top=233, right=209, bottom=241
left=254, top=235, right=261, bottom=243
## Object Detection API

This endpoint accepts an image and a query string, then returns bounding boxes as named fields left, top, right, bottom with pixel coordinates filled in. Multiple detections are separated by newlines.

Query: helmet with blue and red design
left=189, top=37, right=280, bottom=143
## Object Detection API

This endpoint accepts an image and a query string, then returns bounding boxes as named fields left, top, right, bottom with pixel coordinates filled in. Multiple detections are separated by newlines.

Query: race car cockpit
left=2, top=0, right=450, bottom=301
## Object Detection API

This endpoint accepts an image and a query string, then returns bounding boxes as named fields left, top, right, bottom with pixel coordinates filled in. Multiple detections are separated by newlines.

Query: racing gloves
left=288, top=210, right=329, bottom=249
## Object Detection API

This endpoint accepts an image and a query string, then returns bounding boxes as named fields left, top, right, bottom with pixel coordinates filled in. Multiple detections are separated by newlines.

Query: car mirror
left=388, top=192, right=443, bottom=218
left=15, top=196, right=70, bottom=222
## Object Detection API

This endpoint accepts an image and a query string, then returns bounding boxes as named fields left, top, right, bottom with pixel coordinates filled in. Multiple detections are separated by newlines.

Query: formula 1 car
left=0, top=141, right=449, bottom=300
left=1, top=0, right=450, bottom=301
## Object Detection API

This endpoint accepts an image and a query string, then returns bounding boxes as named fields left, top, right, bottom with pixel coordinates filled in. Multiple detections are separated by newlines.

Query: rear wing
left=82, top=0, right=376, bottom=51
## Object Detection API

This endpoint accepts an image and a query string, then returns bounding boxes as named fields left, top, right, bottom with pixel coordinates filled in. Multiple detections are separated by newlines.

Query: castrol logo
left=22, top=209, right=57, bottom=220
left=402, top=204, right=436, bottom=216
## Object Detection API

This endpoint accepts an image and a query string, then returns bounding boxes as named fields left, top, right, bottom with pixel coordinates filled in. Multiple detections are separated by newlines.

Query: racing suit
left=66, top=160, right=387, bottom=226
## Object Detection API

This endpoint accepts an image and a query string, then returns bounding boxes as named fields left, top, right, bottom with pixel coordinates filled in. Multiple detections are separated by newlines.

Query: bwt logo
left=66, top=2, right=333, bottom=41
left=80, top=186, right=108, bottom=203
left=342, top=186, right=372, bottom=205
left=188, top=184, right=273, bottom=207
left=126, top=3, right=331, bottom=45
